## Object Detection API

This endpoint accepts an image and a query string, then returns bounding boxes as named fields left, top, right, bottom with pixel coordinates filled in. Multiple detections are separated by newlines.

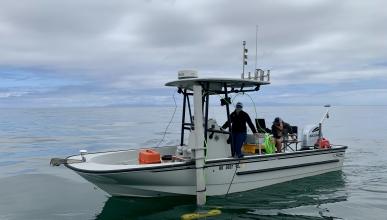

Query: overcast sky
left=0, top=0, right=386, bottom=107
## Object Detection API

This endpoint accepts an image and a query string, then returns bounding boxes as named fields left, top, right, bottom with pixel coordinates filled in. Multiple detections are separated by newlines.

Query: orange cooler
left=242, top=144, right=265, bottom=154
left=242, top=144, right=256, bottom=154
left=139, top=149, right=161, bottom=164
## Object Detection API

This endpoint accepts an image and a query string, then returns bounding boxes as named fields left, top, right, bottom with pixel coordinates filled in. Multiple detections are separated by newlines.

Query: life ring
left=181, top=209, right=221, bottom=220
left=318, top=138, right=331, bottom=149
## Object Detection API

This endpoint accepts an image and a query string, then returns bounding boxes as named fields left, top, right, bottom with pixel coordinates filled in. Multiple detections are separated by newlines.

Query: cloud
left=0, top=91, right=30, bottom=98
left=0, top=0, right=386, bottom=107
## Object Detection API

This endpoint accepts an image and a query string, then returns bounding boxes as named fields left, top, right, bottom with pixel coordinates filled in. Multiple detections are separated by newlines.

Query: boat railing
left=282, top=137, right=301, bottom=152
left=182, top=122, right=194, bottom=131
left=207, top=128, right=230, bottom=140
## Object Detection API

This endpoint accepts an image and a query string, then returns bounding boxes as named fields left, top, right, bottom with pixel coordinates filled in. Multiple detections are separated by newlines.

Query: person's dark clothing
left=222, top=110, right=257, bottom=157
left=271, top=121, right=292, bottom=139
left=222, top=111, right=257, bottom=133
left=232, top=132, right=247, bottom=158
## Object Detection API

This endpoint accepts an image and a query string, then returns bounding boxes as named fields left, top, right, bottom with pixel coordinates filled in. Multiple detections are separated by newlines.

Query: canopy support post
left=224, top=83, right=234, bottom=156
left=193, top=84, right=206, bottom=206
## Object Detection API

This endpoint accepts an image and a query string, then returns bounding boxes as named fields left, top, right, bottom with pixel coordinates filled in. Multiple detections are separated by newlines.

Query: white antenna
left=255, top=25, right=258, bottom=70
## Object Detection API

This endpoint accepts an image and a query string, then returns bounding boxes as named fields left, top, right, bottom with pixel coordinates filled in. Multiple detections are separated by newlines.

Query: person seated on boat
left=221, top=102, right=258, bottom=158
left=271, top=117, right=294, bottom=153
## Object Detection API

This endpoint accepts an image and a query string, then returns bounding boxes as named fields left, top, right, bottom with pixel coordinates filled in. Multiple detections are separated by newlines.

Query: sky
left=0, top=0, right=386, bottom=107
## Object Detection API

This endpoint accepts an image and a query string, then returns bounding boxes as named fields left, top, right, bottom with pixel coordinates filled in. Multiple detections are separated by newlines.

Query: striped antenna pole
left=242, top=41, right=248, bottom=77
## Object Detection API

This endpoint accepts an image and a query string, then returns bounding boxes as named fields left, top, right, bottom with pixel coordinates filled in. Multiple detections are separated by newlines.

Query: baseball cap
left=274, top=117, right=282, bottom=125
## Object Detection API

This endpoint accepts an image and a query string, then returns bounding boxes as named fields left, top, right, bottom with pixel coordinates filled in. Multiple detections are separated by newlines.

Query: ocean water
left=0, top=106, right=386, bottom=220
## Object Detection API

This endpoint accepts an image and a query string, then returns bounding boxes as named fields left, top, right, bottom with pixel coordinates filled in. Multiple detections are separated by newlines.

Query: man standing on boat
left=221, top=102, right=258, bottom=158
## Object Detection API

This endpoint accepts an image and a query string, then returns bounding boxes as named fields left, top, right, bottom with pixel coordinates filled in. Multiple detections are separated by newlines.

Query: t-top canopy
left=165, top=78, right=270, bottom=92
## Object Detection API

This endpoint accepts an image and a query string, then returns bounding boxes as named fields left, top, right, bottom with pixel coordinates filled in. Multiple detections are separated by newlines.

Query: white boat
left=62, top=70, right=347, bottom=206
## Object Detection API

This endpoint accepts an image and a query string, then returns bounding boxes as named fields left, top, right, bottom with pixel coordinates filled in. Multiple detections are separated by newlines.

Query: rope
left=225, top=159, right=242, bottom=198
left=231, top=92, right=266, bottom=133
left=202, top=90, right=268, bottom=198
left=156, top=91, right=178, bottom=148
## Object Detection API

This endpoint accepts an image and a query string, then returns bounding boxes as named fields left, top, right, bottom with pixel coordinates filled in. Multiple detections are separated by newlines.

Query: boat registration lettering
left=218, top=164, right=240, bottom=170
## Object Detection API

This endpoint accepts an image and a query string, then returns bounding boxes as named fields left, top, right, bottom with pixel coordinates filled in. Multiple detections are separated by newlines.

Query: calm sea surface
left=0, top=106, right=386, bottom=220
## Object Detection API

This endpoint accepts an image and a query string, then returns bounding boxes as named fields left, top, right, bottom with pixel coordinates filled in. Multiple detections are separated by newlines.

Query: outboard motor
left=300, top=125, right=321, bottom=150
left=301, top=107, right=331, bottom=150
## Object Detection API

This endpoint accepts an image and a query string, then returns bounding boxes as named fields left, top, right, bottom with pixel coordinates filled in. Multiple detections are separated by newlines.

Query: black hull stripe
left=204, top=149, right=344, bottom=168
left=236, top=159, right=340, bottom=175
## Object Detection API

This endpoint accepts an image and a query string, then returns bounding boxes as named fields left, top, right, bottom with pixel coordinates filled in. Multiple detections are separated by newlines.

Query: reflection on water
left=96, top=196, right=196, bottom=220
left=95, top=171, right=346, bottom=219
left=211, top=171, right=346, bottom=208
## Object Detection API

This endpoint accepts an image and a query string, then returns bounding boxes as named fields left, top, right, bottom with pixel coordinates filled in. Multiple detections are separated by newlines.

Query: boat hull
left=66, top=147, right=346, bottom=197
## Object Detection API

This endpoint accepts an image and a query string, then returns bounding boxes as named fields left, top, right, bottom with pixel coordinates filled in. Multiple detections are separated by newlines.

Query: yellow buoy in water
left=181, top=209, right=221, bottom=220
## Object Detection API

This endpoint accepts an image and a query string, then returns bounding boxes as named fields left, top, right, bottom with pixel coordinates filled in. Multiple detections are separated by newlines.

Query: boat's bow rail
left=64, top=145, right=197, bottom=172
left=74, top=145, right=178, bottom=165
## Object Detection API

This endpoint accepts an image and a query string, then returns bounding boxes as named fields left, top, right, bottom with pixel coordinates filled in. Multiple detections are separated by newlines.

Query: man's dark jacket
left=222, top=110, right=257, bottom=133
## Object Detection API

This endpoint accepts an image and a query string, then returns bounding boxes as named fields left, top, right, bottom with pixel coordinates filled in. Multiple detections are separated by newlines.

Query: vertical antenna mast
left=255, top=25, right=258, bottom=70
